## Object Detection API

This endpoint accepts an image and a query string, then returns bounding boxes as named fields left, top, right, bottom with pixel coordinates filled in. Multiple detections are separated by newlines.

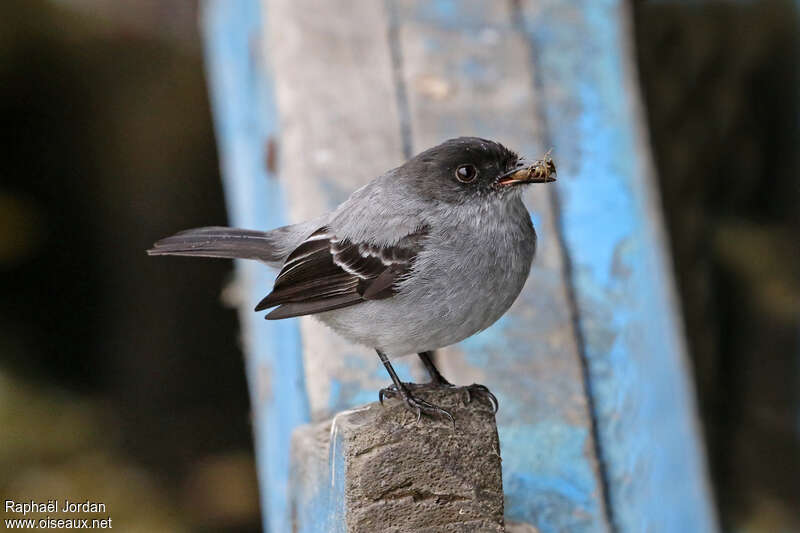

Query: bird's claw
left=379, top=381, right=498, bottom=417
left=378, top=384, right=397, bottom=405
left=403, top=394, right=455, bottom=427
left=378, top=384, right=455, bottom=428
left=459, top=383, right=499, bottom=414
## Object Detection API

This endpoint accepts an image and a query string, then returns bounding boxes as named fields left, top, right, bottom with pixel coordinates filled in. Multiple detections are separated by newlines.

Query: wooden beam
left=201, top=2, right=309, bottom=532
left=202, top=0, right=719, bottom=531
left=516, top=1, right=719, bottom=531
left=266, top=0, right=427, bottom=422
left=393, top=1, right=611, bottom=530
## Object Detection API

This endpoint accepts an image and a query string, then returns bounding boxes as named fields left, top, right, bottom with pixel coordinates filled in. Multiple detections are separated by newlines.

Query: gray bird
left=149, top=137, right=556, bottom=422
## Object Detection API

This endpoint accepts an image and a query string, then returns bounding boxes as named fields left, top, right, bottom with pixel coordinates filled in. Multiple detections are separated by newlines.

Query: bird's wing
left=255, top=226, right=428, bottom=320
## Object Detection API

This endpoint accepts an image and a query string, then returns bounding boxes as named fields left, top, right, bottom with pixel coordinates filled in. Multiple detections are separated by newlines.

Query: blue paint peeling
left=292, top=424, right=346, bottom=533
left=202, top=2, right=310, bottom=532
left=328, top=377, right=379, bottom=411
left=458, top=291, right=606, bottom=532
left=430, top=0, right=457, bottom=20
left=520, top=1, right=718, bottom=532
left=320, top=353, right=418, bottom=415
left=502, top=422, right=599, bottom=533
left=414, top=0, right=497, bottom=30
left=390, top=2, right=613, bottom=529
left=460, top=57, right=491, bottom=83
left=423, top=36, right=443, bottom=53
left=329, top=428, right=347, bottom=533
left=529, top=211, right=542, bottom=232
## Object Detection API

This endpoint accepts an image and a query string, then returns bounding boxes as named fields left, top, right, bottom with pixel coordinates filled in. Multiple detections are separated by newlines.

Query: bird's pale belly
left=317, top=222, right=536, bottom=358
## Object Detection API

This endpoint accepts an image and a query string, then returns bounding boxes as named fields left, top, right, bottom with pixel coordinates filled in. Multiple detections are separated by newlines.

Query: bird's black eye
left=455, top=164, right=478, bottom=183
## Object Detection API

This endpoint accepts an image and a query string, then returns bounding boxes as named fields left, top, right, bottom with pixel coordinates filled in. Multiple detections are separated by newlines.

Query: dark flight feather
left=257, top=226, right=427, bottom=319
left=264, top=294, right=365, bottom=320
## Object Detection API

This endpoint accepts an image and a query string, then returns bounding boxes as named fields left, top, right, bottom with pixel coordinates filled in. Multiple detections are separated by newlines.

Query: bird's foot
left=386, top=380, right=499, bottom=414
left=422, top=379, right=500, bottom=414
left=379, top=383, right=454, bottom=427
left=457, top=383, right=499, bottom=414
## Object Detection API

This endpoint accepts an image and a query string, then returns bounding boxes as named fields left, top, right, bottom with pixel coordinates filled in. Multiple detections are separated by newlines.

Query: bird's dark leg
left=417, top=350, right=453, bottom=386
left=417, top=351, right=499, bottom=413
left=376, top=349, right=453, bottom=425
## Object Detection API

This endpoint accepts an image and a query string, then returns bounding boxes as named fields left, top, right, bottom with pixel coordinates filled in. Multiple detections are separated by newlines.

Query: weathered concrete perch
left=290, top=388, right=503, bottom=533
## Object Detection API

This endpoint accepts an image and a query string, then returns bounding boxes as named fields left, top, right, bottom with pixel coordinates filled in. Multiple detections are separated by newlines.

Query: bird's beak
left=496, top=154, right=557, bottom=187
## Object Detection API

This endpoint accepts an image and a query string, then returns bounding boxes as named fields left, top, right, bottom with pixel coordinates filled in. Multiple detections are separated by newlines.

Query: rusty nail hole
left=265, top=137, right=278, bottom=175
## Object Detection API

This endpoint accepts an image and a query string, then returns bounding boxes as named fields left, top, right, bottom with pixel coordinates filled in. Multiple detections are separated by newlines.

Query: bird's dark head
left=400, top=137, right=556, bottom=204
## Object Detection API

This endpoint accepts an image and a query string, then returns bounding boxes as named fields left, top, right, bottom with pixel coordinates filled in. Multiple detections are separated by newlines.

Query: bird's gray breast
left=401, top=198, right=535, bottom=344
left=317, top=196, right=536, bottom=357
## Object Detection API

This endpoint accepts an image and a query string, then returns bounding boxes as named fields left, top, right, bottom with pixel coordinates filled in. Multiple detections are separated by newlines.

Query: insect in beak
left=496, top=151, right=557, bottom=186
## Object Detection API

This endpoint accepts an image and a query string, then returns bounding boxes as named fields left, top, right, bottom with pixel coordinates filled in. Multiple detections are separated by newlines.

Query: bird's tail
left=147, top=226, right=289, bottom=266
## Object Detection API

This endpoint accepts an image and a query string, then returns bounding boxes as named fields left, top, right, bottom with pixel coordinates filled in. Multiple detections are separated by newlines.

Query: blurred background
left=0, top=0, right=797, bottom=531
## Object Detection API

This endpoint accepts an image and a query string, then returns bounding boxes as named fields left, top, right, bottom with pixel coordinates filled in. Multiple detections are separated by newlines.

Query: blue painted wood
left=392, top=1, right=610, bottom=531
left=517, top=1, right=718, bottom=532
left=289, top=421, right=346, bottom=533
left=202, top=0, right=717, bottom=531
left=263, top=0, right=426, bottom=420
left=201, top=2, right=310, bottom=532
